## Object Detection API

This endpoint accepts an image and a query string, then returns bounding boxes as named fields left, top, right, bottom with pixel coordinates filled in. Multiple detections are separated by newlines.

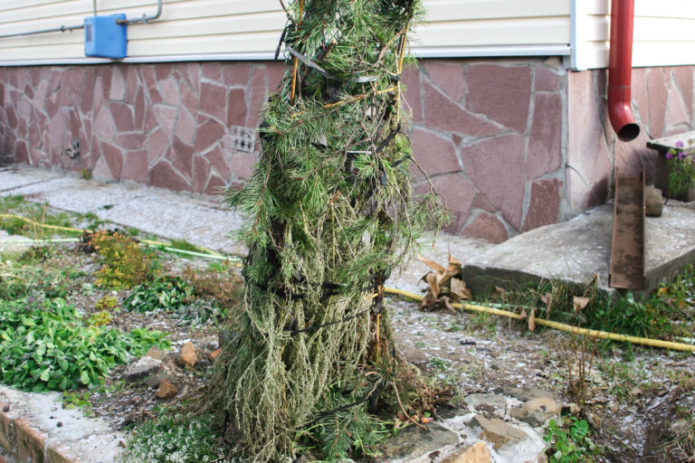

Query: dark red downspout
left=608, top=0, right=640, bottom=142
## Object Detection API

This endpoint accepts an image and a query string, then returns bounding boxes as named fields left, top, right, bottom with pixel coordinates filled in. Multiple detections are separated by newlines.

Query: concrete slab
left=0, top=231, right=32, bottom=254
left=0, top=167, right=245, bottom=255
left=0, top=386, right=124, bottom=463
left=5, top=165, right=695, bottom=296
left=462, top=202, right=695, bottom=294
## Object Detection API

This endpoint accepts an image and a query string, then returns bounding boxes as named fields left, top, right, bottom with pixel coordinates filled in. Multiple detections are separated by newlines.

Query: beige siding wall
left=573, top=0, right=695, bottom=70
left=0, top=0, right=571, bottom=65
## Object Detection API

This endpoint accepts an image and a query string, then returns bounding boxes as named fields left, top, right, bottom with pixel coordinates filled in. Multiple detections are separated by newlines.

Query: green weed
left=544, top=416, right=601, bottom=462
left=92, top=231, right=157, bottom=289
left=119, top=413, right=226, bottom=463
left=124, top=276, right=194, bottom=313
left=0, top=297, right=169, bottom=391
left=124, top=275, right=229, bottom=325
left=0, top=195, right=79, bottom=239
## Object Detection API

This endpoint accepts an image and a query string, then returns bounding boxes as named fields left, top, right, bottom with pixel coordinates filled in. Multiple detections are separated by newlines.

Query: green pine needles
left=215, top=0, right=446, bottom=460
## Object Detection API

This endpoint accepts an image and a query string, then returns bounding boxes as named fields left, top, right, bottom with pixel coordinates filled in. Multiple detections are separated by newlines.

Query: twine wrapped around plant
left=215, top=1, right=445, bottom=460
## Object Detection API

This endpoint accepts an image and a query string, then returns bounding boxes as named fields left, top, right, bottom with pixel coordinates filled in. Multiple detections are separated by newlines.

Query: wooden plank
left=609, top=171, right=646, bottom=290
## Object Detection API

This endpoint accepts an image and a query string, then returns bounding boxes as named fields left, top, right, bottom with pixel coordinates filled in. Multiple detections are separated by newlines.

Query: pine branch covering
left=216, top=1, right=446, bottom=460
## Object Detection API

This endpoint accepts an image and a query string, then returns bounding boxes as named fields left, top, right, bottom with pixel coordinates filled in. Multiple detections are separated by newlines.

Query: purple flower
left=666, top=152, right=674, bottom=159
left=679, top=152, right=687, bottom=160
left=676, top=140, right=685, bottom=148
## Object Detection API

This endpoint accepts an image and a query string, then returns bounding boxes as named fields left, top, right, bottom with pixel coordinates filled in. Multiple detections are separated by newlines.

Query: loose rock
left=510, top=396, right=561, bottom=426
left=155, top=379, right=178, bottom=400
left=143, top=374, right=167, bottom=389
left=646, top=186, right=663, bottom=217
left=144, top=347, right=167, bottom=361
left=442, top=441, right=491, bottom=463
left=380, top=423, right=459, bottom=461
left=175, top=342, right=198, bottom=368
left=123, top=356, right=162, bottom=381
left=466, top=393, right=507, bottom=418
left=471, top=415, right=527, bottom=449
left=209, top=348, right=222, bottom=361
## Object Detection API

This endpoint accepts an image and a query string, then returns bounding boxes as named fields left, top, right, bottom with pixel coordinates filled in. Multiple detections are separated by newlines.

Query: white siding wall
left=0, top=0, right=571, bottom=65
left=572, top=0, right=695, bottom=70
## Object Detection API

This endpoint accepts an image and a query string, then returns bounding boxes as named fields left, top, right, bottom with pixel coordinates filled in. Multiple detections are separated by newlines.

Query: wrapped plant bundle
left=217, top=0, right=445, bottom=460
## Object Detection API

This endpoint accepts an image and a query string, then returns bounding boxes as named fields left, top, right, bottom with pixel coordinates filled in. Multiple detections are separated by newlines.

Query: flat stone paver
left=5, top=166, right=695, bottom=296
left=462, top=203, right=695, bottom=294
left=0, top=167, right=244, bottom=255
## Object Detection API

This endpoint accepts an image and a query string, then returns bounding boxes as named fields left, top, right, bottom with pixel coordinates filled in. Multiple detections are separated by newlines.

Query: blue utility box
left=84, top=14, right=127, bottom=59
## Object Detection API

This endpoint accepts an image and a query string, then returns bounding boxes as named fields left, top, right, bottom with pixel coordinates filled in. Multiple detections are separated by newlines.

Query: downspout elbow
left=608, top=0, right=640, bottom=142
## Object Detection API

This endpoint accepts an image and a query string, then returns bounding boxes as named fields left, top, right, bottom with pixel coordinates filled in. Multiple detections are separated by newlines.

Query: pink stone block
left=671, top=66, right=693, bottom=117
left=666, top=86, right=690, bottom=130
left=201, top=62, right=222, bottom=82
left=141, top=65, right=157, bottom=90
left=247, top=66, right=268, bottom=127
left=631, top=68, right=649, bottom=125
left=411, top=127, right=460, bottom=177
left=535, top=66, right=563, bottom=92
left=229, top=153, right=257, bottom=181
left=146, top=128, right=170, bottom=165
left=116, top=133, right=146, bottom=151
left=110, top=102, right=134, bottom=132
left=185, top=63, right=201, bottom=93
left=181, top=83, right=200, bottom=113
left=200, top=82, right=227, bottom=123
left=193, top=155, right=211, bottom=193
left=170, top=136, right=194, bottom=179
left=159, top=76, right=180, bottom=107
left=126, top=66, right=139, bottom=101
left=101, top=141, right=124, bottom=178
left=424, top=60, right=465, bottom=102
left=134, top=88, right=146, bottom=129
left=466, top=64, right=532, bottom=134
left=46, top=114, right=65, bottom=154
left=266, top=63, right=285, bottom=91
left=416, top=172, right=475, bottom=233
left=647, top=68, right=668, bottom=138
left=109, top=67, right=126, bottom=101
left=401, top=69, right=422, bottom=124
left=472, top=192, right=497, bottom=213
left=155, top=64, right=174, bottom=81
left=153, top=105, right=178, bottom=136
left=80, top=73, right=96, bottom=114
left=122, top=150, right=149, bottom=183
left=567, top=71, right=611, bottom=211
left=461, top=134, right=526, bottom=230
left=150, top=161, right=191, bottom=191
left=194, top=117, right=225, bottom=153
left=227, top=88, right=248, bottom=128
left=424, top=84, right=501, bottom=137
left=176, top=108, right=196, bottom=145
left=204, top=144, right=232, bottom=180
left=205, top=174, right=227, bottom=195
left=522, top=179, right=562, bottom=232
left=223, top=63, right=252, bottom=87
left=93, top=76, right=105, bottom=112
left=462, top=213, right=508, bottom=243
left=527, top=93, right=563, bottom=180
left=149, top=88, right=163, bottom=105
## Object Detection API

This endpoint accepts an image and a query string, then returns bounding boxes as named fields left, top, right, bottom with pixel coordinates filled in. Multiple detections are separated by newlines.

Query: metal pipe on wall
left=608, top=0, right=640, bottom=142
left=0, top=0, right=163, bottom=40
left=117, top=0, right=163, bottom=25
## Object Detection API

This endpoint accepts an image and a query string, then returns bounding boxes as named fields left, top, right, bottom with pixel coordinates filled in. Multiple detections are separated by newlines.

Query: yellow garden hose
left=0, top=212, right=224, bottom=258
left=2, top=212, right=694, bottom=352
left=384, top=287, right=695, bottom=353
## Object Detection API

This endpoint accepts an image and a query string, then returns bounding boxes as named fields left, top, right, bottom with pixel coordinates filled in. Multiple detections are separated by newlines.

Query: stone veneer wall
left=0, top=58, right=568, bottom=243
left=568, top=65, right=695, bottom=211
